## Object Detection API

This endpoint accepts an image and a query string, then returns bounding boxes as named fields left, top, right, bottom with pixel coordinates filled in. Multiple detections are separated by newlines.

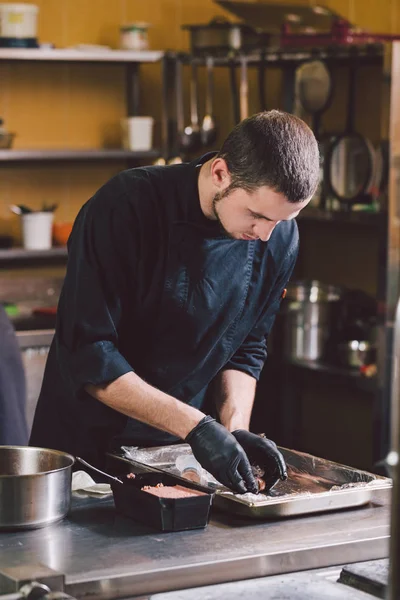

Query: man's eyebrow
left=250, top=210, right=274, bottom=221
left=250, top=209, right=299, bottom=222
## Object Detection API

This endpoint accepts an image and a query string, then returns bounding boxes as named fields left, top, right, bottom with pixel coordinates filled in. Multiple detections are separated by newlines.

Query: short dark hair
left=217, top=110, right=319, bottom=203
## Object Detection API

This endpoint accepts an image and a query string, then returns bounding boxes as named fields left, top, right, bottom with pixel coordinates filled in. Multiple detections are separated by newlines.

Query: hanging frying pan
left=295, top=59, right=334, bottom=209
left=295, top=59, right=333, bottom=136
left=326, top=56, right=375, bottom=206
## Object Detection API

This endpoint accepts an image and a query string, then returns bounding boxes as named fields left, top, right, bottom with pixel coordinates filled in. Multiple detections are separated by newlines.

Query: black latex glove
left=231, top=430, right=287, bottom=491
left=185, top=416, right=258, bottom=494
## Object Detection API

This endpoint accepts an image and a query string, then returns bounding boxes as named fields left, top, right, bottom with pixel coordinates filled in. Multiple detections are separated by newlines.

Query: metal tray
left=111, top=444, right=392, bottom=519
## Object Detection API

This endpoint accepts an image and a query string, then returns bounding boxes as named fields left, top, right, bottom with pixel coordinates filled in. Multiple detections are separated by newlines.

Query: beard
left=212, top=189, right=236, bottom=239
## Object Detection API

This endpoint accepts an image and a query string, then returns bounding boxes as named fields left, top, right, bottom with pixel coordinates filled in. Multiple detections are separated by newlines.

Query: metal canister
left=283, top=280, right=342, bottom=361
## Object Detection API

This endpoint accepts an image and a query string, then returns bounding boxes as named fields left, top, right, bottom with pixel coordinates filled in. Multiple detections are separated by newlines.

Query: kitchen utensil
left=112, top=443, right=391, bottom=520
left=295, top=59, right=333, bottom=133
left=180, top=60, right=201, bottom=152
left=76, top=456, right=123, bottom=484
left=182, top=17, right=268, bottom=55
left=295, top=60, right=334, bottom=209
left=326, top=56, right=375, bottom=205
left=258, top=50, right=267, bottom=110
left=239, top=55, right=249, bottom=121
left=229, top=60, right=240, bottom=126
left=9, top=204, right=32, bottom=215
left=21, top=211, right=54, bottom=250
left=200, top=57, right=217, bottom=147
left=283, top=280, right=342, bottom=361
left=0, top=445, right=74, bottom=530
left=121, top=116, right=154, bottom=151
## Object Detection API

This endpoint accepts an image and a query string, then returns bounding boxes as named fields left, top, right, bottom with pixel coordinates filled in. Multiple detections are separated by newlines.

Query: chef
left=30, top=111, right=319, bottom=494
left=0, top=304, right=28, bottom=445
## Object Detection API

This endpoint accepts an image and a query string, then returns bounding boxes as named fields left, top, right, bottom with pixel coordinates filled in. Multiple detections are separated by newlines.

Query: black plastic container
left=111, top=472, right=213, bottom=532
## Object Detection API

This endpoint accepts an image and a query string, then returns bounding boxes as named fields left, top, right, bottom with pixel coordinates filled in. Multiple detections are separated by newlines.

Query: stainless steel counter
left=0, top=488, right=390, bottom=600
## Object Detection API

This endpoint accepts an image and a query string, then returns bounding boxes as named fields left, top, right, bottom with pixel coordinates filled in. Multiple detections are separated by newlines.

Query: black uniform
left=30, top=155, right=299, bottom=467
left=0, top=305, right=28, bottom=445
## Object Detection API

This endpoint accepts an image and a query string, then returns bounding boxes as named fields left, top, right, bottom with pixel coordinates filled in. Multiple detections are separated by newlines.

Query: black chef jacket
left=0, top=305, right=28, bottom=445
left=30, top=154, right=299, bottom=468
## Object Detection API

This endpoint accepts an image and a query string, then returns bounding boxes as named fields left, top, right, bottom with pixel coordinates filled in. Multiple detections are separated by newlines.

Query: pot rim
left=0, top=445, right=75, bottom=478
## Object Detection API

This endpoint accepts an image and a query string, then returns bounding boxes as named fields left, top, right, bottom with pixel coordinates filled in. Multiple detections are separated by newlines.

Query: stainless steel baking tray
left=112, top=444, right=391, bottom=519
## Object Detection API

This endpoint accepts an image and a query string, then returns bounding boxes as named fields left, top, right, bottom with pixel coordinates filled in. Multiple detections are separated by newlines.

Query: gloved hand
left=185, top=416, right=258, bottom=494
left=231, top=430, right=287, bottom=491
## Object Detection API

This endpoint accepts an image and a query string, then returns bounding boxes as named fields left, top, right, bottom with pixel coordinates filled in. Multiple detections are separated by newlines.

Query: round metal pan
left=0, top=445, right=74, bottom=530
left=326, top=56, right=375, bottom=206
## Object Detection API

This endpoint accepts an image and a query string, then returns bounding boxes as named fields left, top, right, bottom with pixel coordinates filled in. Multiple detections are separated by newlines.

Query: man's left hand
left=231, top=430, right=287, bottom=491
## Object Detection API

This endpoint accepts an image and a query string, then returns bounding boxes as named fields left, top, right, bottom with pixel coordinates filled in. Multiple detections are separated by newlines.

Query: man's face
left=212, top=185, right=310, bottom=242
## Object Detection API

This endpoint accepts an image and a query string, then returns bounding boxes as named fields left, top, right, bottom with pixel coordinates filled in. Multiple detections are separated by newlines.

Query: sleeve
left=223, top=241, right=299, bottom=381
left=56, top=180, right=137, bottom=395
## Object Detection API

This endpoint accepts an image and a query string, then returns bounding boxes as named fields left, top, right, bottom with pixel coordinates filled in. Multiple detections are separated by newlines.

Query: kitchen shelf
left=0, top=247, right=68, bottom=263
left=0, top=149, right=161, bottom=163
left=0, top=48, right=165, bottom=63
left=297, top=207, right=385, bottom=226
left=286, top=357, right=377, bottom=393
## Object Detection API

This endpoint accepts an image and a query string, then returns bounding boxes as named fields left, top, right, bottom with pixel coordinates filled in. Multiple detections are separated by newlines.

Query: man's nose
left=254, top=221, right=276, bottom=242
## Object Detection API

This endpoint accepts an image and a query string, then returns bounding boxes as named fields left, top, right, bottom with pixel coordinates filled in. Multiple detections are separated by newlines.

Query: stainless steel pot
left=284, top=280, right=342, bottom=361
left=0, top=446, right=74, bottom=530
left=182, top=18, right=269, bottom=55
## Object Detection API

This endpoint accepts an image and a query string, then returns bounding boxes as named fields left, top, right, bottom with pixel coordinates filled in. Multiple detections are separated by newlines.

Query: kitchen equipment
left=121, top=116, right=154, bottom=151
left=200, top=57, right=217, bottom=147
left=337, top=340, right=375, bottom=369
left=283, top=280, right=342, bottom=361
left=114, top=443, right=391, bottom=520
left=120, top=22, right=150, bottom=51
left=0, top=3, right=38, bottom=48
left=239, top=55, right=249, bottom=121
left=21, top=211, right=54, bottom=250
left=326, top=56, right=375, bottom=206
left=182, top=17, right=268, bottom=55
left=295, top=59, right=334, bottom=209
left=258, top=50, right=267, bottom=111
left=76, top=456, right=123, bottom=484
left=180, top=60, right=201, bottom=152
left=111, top=471, right=213, bottom=532
left=0, top=446, right=74, bottom=530
left=229, top=60, right=240, bottom=126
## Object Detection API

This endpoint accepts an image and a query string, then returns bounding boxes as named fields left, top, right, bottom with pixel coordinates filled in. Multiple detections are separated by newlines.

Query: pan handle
left=76, top=457, right=123, bottom=484
left=229, top=59, right=240, bottom=126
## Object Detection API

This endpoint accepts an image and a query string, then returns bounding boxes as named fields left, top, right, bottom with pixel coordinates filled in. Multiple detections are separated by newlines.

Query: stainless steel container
left=284, top=280, right=341, bottom=361
left=0, top=446, right=74, bottom=530
left=182, top=18, right=269, bottom=55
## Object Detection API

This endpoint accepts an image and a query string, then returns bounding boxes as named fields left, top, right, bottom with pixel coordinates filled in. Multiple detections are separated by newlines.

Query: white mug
left=121, top=116, right=154, bottom=151
left=21, top=212, right=54, bottom=250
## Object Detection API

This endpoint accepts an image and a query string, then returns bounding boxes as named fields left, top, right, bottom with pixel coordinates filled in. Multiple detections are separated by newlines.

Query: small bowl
left=0, top=133, right=16, bottom=149
left=53, top=222, right=73, bottom=246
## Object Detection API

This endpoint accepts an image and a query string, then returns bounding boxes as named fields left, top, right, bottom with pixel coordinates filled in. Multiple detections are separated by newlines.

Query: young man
left=30, top=111, right=319, bottom=494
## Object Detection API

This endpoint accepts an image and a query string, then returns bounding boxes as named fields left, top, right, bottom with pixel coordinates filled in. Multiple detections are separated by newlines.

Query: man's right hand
left=185, top=415, right=258, bottom=494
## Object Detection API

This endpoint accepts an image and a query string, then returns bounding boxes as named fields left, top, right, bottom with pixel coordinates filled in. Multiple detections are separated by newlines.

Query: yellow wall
left=0, top=0, right=398, bottom=247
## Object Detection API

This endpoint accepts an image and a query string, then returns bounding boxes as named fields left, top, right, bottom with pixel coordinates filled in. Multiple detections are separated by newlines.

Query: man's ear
left=211, top=158, right=231, bottom=190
